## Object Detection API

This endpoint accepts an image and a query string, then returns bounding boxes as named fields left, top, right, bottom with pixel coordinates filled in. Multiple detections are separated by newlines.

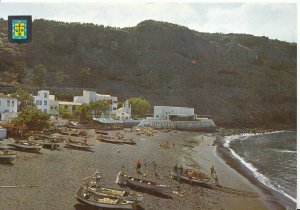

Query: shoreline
left=179, top=132, right=270, bottom=210
left=214, top=131, right=296, bottom=210
left=0, top=128, right=291, bottom=210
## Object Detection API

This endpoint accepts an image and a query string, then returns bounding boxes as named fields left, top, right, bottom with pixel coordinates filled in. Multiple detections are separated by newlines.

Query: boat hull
left=74, top=187, right=134, bottom=209
left=86, top=187, right=143, bottom=202
left=12, top=143, right=42, bottom=151
left=116, top=173, right=169, bottom=194
left=170, top=171, right=212, bottom=185
left=66, top=143, right=94, bottom=151
left=0, top=154, right=16, bottom=162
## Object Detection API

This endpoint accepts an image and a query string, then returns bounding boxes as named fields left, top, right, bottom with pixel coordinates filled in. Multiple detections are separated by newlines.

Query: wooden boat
left=86, top=186, right=143, bottom=202
left=97, top=136, right=136, bottom=145
left=12, top=141, right=43, bottom=151
left=74, top=186, right=135, bottom=209
left=115, top=172, right=169, bottom=194
left=170, top=169, right=212, bottom=185
left=0, top=150, right=16, bottom=162
left=65, top=142, right=94, bottom=151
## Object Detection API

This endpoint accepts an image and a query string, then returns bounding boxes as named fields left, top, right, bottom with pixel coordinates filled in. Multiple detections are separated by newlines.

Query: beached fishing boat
left=170, top=169, right=212, bottom=185
left=97, top=136, right=136, bottom=145
left=12, top=141, right=43, bottom=151
left=0, top=150, right=17, bottom=162
left=115, top=172, right=169, bottom=194
left=65, top=142, right=94, bottom=151
left=74, top=186, right=135, bottom=209
left=86, top=186, right=143, bottom=202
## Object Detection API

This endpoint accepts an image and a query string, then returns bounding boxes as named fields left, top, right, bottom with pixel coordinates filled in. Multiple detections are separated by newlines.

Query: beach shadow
left=74, top=203, right=98, bottom=210
left=11, top=148, right=43, bottom=154
left=177, top=179, right=214, bottom=189
left=0, top=160, right=14, bottom=165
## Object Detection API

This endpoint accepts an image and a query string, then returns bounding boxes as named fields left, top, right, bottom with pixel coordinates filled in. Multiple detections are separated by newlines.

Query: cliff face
left=0, top=19, right=296, bottom=128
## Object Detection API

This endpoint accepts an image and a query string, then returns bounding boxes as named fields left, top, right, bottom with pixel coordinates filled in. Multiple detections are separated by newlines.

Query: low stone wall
left=141, top=119, right=216, bottom=131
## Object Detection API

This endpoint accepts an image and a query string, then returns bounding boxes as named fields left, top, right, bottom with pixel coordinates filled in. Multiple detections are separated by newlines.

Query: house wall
left=74, top=90, right=118, bottom=111
left=33, top=90, right=49, bottom=113
left=0, top=95, right=18, bottom=121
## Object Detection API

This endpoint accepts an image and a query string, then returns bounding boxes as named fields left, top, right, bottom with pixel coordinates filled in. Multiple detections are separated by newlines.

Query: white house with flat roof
left=154, top=106, right=194, bottom=120
left=0, top=93, right=18, bottom=121
left=33, top=90, right=50, bottom=113
left=74, top=90, right=118, bottom=111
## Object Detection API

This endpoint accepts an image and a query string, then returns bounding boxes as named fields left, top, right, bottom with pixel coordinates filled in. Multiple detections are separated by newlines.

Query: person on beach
left=152, top=161, right=159, bottom=178
left=174, top=165, right=180, bottom=181
left=214, top=174, right=219, bottom=186
left=187, top=169, right=193, bottom=185
left=210, top=166, right=216, bottom=178
left=136, top=159, right=142, bottom=174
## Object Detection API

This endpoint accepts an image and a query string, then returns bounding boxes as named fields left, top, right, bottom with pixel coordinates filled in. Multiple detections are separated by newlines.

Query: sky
left=0, top=1, right=297, bottom=43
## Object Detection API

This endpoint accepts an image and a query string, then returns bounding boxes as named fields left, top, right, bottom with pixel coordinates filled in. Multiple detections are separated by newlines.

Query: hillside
left=0, top=19, right=297, bottom=128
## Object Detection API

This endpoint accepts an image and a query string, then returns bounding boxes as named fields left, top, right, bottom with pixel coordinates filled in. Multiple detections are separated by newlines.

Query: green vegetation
left=0, top=19, right=296, bottom=128
left=89, top=100, right=109, bottom=118
left=11, top=89, right=35, bottom=111
left=32, top=64, right=47, bottom=87
left=74, top=104, right=92, bottom=123
left=12, top=107, right=50, bottom=131
left=128, top=97, right=151, bottom=117
left=58, top=107, right=73, bottom=119
left=79, top=67, right=91, bottom=88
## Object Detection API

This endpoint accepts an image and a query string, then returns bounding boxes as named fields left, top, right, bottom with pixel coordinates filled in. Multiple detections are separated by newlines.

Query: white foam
left=223, top=132, right=297, bottom=204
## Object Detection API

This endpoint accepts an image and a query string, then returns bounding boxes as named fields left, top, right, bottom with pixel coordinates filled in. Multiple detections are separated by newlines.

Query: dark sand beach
left=0, top=129, right=274, bottom=210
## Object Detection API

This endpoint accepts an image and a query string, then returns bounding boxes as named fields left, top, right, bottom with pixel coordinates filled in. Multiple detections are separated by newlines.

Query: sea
left=224, top=130, right=297, bottom=208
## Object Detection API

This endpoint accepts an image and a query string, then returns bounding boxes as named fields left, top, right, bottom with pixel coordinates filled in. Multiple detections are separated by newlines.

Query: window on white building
left=44, top=93, right=48, bottom=98
left=36, top=100, right=42, bottom=105
left=44, top=101, right=47, bottom=106
left=7, top=100, right=10, bottom=106
left=12, top=100, right=14, bottom=107
left=43, top=109, right=47, bottom=113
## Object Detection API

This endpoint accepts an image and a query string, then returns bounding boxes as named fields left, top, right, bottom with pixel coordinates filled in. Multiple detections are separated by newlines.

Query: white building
left=154, top=106, right=194, bottom=120
left=33, top=90, right=50, bottom=113
left=49, top=94, right=59, bottom=116
left=115, top=100, right=131, bottom=120
left=0, top=93, right=18, bottom=121
left=74, top=90, right=118, bottom=111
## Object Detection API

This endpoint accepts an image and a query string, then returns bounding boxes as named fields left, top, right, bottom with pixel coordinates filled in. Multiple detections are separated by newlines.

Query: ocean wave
left=268, top=149, right=297, bottom=154
left=223, top=134, right=297, bottom=203
left=223, top=130, right=286, bottom=147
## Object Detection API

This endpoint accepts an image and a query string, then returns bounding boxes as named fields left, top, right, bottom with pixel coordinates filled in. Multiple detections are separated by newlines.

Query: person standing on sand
left=174, top=164, right=180, bottom=181
left=214, top=174, right=219, bottom=186
left=136, top=159, right=142, bottom=174
left=152, top=161, right=159, bottom=178
left=210, top=165, right=216, bottom=178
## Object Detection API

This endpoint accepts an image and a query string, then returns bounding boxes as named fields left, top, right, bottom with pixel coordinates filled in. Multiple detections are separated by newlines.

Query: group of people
left=136, top=159, right=159, bottom=178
